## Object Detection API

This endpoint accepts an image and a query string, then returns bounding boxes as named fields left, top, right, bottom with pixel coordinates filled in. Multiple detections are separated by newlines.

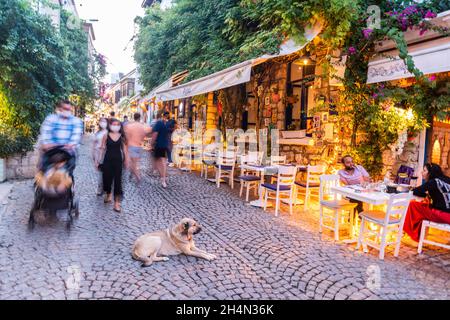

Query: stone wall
left=5, top=148, right=39, bottom=180
left=382, top=135, right=421, bottom=179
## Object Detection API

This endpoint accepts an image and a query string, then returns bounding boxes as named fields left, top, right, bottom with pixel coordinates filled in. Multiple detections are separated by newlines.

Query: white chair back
left=276, top=165, right=297, bottom=188
left=306, top=165, right=326, bottom=186
left=319, top=174, right=340, bottom=202
left=241, top=151, right=262, bottom=165
left=385, top=193, right=412, bottom=226
left=271, top=155, right=287, bottom=166
left=218, top=151, right=236, bottom=166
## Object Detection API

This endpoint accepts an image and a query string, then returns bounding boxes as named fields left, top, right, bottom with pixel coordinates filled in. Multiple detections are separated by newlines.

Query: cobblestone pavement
left=0, top=137, right=449, bottom=300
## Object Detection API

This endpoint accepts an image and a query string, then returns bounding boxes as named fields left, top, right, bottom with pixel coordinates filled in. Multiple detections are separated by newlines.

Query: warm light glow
left=431, top=140, right=441, bottom=164
left=405, top=108, right=414, bottom=121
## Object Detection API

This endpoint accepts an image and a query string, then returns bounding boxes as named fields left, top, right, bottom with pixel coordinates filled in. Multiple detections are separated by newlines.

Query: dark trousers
left=102, top=159, right=123, bottom=199
left=349, top=198, right=364, bottom=213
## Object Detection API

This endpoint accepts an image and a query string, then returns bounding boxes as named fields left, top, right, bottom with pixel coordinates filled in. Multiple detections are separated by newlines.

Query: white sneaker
left=168, top=163, right=174, bottom=167
left=162, top=181, right=168, bottom=188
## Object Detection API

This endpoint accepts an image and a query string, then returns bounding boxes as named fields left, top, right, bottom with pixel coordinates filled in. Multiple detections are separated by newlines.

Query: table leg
left=249, top=172, right=271, bottom=208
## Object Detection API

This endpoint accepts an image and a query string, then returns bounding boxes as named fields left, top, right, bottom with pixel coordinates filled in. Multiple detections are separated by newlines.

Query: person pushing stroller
left=29, top=101, right=83, bottom=230
left=39, top=100, right=83, bottom=174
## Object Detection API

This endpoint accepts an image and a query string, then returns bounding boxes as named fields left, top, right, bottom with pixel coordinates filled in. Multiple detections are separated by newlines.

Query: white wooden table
left=330, top=185, right=393, bottom=205
left=330, top=185, right=416, bottom=243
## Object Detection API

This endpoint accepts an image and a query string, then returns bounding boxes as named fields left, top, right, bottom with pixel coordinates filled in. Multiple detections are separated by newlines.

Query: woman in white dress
left=93, top=118, right=108, bottom=195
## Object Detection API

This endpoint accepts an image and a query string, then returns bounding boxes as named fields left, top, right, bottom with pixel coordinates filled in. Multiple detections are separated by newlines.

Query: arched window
left=431, top=139, right=441, bottom=164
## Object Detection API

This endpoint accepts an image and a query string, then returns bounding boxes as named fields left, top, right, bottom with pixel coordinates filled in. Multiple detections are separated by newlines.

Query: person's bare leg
left=151, top=156, right=157, bottom=176
left=161, top=157, right=167, bottom=185
left=114, top=197, right=121, bottom=212
left=156, top=157, right=167, bottom=187
left=130, top=157, right=141, bottom=182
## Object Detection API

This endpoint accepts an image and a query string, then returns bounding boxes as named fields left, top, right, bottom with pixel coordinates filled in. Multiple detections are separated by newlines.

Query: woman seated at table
left=403, top=163, right=450, bottom=242
left=338, top=155, right=371, bottom=212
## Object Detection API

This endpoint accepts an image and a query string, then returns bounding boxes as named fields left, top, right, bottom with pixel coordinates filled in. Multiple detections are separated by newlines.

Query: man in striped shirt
left=40, top=100, right=83, bottom=153
left=39, top=100, right=83, bottom=174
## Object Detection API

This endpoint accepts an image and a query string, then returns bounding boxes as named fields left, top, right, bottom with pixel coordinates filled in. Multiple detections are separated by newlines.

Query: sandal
left=104, top=194, right=112, bottom=203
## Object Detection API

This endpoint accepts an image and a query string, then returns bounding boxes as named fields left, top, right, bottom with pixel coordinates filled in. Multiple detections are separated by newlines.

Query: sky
left=76, top=0, right=145, bottom=82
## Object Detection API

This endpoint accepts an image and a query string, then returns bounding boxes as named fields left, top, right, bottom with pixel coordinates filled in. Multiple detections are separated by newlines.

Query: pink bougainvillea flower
left=362, top=28, right=373, bottom=39
left=428, top=75, right=437, bottom=81
left=372, top=93, right=379, bottom=99
left=424, top=10, right=437, bottom=19
left=348, top=47, right=357, bottom=55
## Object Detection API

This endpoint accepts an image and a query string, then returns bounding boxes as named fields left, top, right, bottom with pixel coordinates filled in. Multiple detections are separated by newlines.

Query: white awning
left=143, top=78, right=173, bottom=101
left=367, top=40, right=450, bottom=84
left=156, top=23, right=323, bottom=101
left=367, top=11, right=450, bottom=84
left=156, top=60, right=253, bottom=102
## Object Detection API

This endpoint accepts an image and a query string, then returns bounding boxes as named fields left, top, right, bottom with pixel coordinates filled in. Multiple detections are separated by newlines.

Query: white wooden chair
left=215, top=151, right=236, bottom=189
left=357, top=193, right=412, bottom=260
left=295, top=165, right=326, bottom=209
left=262, top=165, right=297, bottom=216
left=418, top=221, right=450, bottom=253
left=177, top=145, right=193, bottom=172
left=238, top=152, right=261, bottom=202
left=269, top=155, right=287, bottom=183
left=319, top=175, right=358, bottom=241
left=201, top=150, right=216, bottom=180
left=270, top=155, right=287, bottom=166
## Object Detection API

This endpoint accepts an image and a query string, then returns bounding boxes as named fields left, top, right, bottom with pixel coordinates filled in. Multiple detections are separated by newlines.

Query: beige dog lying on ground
left=132, top=218, right=217, bottom=267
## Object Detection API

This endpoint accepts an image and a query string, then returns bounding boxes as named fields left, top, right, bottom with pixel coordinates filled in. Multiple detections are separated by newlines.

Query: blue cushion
left=239, top=175, right=260, bottom=182
left=215, top=165, right=233, bottom=171
left=295, top=182, right=320, bottom=188
left=262, top=183, right=291, bottom=191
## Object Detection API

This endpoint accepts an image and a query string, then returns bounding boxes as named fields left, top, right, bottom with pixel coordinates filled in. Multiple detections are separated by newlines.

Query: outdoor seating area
left=170, top=140, right=450, bottom=261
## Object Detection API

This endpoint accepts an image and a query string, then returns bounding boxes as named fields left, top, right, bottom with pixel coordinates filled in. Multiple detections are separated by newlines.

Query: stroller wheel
left=28, top=216, right=35, bottom=231
left=73, top=200, right=80, bottom=219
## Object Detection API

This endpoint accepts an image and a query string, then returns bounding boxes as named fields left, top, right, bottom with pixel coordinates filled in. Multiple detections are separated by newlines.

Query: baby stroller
left=28, top=146, right=80, bottom=231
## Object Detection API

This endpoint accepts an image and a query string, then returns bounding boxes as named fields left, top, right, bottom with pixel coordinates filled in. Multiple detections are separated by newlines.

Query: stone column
left=206, top=92, right=217, bottom=130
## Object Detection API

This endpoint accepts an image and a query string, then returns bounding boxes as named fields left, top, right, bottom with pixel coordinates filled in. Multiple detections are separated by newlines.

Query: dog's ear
left=182, top=222, right=190, bottom=235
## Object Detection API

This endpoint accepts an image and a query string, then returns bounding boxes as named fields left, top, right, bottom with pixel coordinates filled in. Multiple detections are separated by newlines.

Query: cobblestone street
left=0, top=138, right=449, bottom=300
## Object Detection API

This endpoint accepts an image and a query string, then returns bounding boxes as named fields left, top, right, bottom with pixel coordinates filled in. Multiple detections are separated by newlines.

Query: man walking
left=39, top=100, right=83, bottom=174
left=124, top=113, right=152, bottom=182
left=151, top=112, right=171, bottom=188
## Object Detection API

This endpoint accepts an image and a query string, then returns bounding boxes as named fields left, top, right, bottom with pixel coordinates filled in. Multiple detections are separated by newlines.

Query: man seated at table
left=338, top=155, right=371, bottom=212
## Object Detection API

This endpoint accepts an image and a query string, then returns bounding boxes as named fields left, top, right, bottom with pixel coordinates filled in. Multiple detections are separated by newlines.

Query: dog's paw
left=207, top=254, right=217, bottom=261
left=162, top=257, right=170, bottom=262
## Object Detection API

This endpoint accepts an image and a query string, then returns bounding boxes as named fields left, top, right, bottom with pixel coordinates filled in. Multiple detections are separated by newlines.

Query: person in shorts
left=152, top=112, right=170, bottom=188
left=124, top=113, right=152, bottom=183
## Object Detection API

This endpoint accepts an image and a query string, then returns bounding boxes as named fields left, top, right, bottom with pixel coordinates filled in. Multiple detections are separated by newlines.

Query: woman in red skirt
left=404, top=163, right=450, bottom=242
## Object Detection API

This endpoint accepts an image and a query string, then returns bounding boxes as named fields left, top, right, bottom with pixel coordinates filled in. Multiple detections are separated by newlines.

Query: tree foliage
left=135, top=0, right=450, bottom=176
left=0, top=0, right=102, bottom=157
left=135, top=0, right=360, bottom=91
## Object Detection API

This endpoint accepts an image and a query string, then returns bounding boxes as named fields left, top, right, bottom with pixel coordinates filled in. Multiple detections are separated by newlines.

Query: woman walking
left=93, top=118, right=108, bottom=196
left=404, top=163, right=450, bottom=242
left=100, top=119, right=129, bottom=212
